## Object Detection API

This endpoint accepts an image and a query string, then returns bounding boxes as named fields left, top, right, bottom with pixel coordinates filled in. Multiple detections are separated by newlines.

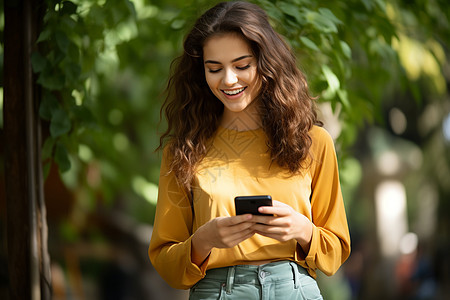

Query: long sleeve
left=148, top=147, right=207, bottom=289
left=304, top=127, right=351, bottom=276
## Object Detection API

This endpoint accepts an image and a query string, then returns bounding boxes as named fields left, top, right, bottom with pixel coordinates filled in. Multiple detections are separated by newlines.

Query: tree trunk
left=3, top=0, right=51, bottom=299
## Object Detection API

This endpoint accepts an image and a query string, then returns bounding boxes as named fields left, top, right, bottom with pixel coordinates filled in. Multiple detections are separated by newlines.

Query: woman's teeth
left=223, top=87, right=246, bottom=95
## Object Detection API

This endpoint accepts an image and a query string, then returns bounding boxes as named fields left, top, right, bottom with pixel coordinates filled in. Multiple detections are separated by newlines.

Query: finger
left=251, top=215, right=279, bottom=225
left=221, top=235, right=254, bottom=248
left=214, top=218, right=256, bottom=240
left=258, top=200, right=294, bottom=216
left=219, top=214, right=254, bottom=226
left=229, top=219, right=258, bottom=232
left=227, top=228, right=255, bottom=242
left=252, top=223, right=293, bottom=241
left=257, top=205, right=291, bottom=216
left=251, top=222, right=286, bottom=234
left=218, top=229, right=255, bottom=248
left=254, top=231, right=291, bottom=242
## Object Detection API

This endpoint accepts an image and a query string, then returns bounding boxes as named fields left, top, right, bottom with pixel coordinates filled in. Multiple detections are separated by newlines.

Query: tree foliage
left=28, top=0, right=449, bottom=226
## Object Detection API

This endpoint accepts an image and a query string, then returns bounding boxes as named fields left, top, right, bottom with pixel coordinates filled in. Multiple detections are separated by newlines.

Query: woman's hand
left=251, top=200, right=313, bottom=254
left=191, top=214, right=256, bottom=266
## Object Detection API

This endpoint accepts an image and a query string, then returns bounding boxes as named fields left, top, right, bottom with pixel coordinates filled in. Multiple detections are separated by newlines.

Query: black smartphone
left=234, top=195, right=273, bottom=216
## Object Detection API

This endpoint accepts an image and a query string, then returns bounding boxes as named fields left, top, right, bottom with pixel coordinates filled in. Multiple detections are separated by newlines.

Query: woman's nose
left=223, top=69, right=238, bottom=86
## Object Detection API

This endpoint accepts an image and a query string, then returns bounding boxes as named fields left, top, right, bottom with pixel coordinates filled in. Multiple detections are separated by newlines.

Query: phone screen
left=234, top=195, right=272, bottom=216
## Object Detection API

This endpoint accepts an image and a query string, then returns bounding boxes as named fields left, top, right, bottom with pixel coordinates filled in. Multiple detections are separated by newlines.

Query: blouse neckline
left=217, top=125, right=265, bottom=135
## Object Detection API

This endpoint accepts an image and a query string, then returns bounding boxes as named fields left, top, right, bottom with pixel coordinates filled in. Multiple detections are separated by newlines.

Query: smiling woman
left=149, top=1, right=350, bottom=299
left=203, top=33, right=261, bottom=130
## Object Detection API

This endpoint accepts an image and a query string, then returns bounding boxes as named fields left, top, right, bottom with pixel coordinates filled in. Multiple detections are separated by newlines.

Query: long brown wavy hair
left=159, top=1, right=320, bottom=192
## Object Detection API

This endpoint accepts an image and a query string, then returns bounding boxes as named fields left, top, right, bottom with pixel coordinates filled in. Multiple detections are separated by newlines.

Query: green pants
left=189, top=261, right=323, bottom=300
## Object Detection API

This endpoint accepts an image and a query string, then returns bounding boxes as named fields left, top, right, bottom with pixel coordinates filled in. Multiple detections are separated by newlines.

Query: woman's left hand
left=251, top=200, right=313, bottom=254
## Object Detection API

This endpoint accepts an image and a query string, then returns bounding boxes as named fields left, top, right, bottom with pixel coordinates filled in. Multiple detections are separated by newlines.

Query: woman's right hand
left=191, top=214, right=256, bottom=266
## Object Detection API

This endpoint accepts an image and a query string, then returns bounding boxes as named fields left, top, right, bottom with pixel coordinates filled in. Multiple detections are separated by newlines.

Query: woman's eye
left=208, top=68, right=222, bottom=73
left=236, top=65, right=250, bottom=70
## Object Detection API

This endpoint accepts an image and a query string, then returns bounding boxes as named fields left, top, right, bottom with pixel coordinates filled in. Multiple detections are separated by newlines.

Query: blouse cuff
left=304, top=224, right=319, bottom=270
left=185, top=236, right=209, bottom=278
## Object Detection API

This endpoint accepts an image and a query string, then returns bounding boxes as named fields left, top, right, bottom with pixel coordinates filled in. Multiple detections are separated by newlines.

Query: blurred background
left=0, top=0, right=449, bottom=299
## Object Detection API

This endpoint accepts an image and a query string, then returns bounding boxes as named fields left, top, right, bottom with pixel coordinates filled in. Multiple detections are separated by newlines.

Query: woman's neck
left=220, top=102, right=262, bottom=131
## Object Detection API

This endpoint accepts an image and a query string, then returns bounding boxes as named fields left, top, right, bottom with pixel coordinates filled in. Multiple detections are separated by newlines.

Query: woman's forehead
left=203, top=33, right=253, bottom=63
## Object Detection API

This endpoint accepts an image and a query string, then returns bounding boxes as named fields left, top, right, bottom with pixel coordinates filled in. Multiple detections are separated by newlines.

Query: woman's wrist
left=296, top=218, right=313, bottom=255
left=191, top=226, right=213, bottom=266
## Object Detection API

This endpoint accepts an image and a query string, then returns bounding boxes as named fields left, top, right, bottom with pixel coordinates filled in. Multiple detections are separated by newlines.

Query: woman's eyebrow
left=204, top=55, right=253, bottom=65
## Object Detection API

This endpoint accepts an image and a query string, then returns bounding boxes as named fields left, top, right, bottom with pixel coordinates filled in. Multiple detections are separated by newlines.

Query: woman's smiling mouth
left=221, top=87, right=247, bottom=96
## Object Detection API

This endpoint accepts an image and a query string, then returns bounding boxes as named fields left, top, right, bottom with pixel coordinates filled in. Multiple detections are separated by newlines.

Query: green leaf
left=48, top=49, right=66, bottom=66
left=50, top=108, right=71, bottom=138
left=171, top=19, right=185, bottom=30
left=374, top=0, right=387, bottom=12
left=64, top=62, right=82, bottom=82
left=300, top=36, right=320, bottom=51
left=257, top=0, right=284, bottom=21
left=279, top=2, right=305, bottom=24
left=55, top=143, right=71, bottom=173
left=125, top=0, right=137, bottom=18
left=61, top=15, right=77, bottom=30
left=60, top=1, right=77, bottom=15
left=37, top=70, right=65, bottom=91
left=340, top=40, right=352, bottom=59
left=361, top=0, right=373, bottom=11
left=39, top=92, right=59, bottom=121
left=41, top=137, right=55, bottom=160
left=37, top=28, right=51, bottom=43
left=42, top=160, right=52, bottom=180
left=73, top=105, right=95, bottom=124
left=31, top=52, right=47, bottom=73
left=322, top=64, right=340, bottom=94
left=337, top=89, right=350, bottom=110
left=318, top=8, right=342, bottom=25
left=55, top=31, right=70, bottom=53
left=304, top=10, right=338, bottom=33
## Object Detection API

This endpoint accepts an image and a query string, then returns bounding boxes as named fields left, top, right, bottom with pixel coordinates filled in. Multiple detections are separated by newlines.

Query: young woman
left=149, top=1, right=351, bottom=299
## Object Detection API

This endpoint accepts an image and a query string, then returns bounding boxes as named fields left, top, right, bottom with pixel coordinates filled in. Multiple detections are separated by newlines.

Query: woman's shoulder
left=309, top=125, right=333, bottom=143
left=308, top=125, right=336, bottom=153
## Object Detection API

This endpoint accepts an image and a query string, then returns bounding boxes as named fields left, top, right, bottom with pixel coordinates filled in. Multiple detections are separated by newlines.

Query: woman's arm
left=149, top=147, right=258, bottom=289
left=251, top=126, right=350, bottom=275
left=305, top=127, right=351, bottom=275
left=148, top=148, right=204, bottom=289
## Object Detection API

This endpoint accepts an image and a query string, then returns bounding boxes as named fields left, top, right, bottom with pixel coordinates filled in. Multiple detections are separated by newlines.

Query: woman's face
left=203, top=33, right=261, bottom=126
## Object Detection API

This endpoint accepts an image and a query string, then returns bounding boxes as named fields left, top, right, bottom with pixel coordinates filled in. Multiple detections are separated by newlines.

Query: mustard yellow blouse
left=149, top=125, right=351, bottom=289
